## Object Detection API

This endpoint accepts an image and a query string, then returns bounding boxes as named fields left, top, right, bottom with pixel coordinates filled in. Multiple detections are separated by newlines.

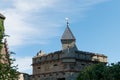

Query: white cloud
left=0, top=0, right=109, bottom=47
left=1, top=0, right=62, bottom=47
left=3, top=9, right=38, bottom=46
left=14, top=56, right=32, bottom=74
left=13, top=0, right=57, bottom=12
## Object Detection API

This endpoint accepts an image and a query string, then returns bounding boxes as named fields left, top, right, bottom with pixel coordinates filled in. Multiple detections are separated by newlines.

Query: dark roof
left=61, top=26, right=75, bottom=40
left=0, top=13, right=5, bottom=19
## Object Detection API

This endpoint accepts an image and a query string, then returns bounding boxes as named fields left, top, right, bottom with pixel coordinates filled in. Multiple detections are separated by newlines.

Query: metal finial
left=65, top=18, right=69, bottom=22
left=65, top=18, right=69, bottom=26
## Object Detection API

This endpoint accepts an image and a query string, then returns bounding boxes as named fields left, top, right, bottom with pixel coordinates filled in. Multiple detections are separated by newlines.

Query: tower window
left=37, top=67, right=41, bottom=69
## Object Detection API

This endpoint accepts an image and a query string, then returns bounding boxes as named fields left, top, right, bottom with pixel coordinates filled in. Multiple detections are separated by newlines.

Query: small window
left=56, top=73, right=58, bottom=75
left=44, top=75, right=46, bottom=77
left=64, top=64, right=67, bottom=69
left=37, top=67, right=41, bottom=69
left=81, top=63, right=85, bottom=66
left=54, top=64, right=58, bottom=66
left=70, top=64, right=75, bottom=69
left=49, top=74, right=52, bottom=76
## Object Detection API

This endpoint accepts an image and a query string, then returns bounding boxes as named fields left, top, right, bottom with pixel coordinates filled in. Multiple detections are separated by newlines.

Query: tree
left=77, top=62, right=120, bottom=80
left=0, top=14, right=4, bottom=50
left=109, top=62, right=120, bottom=80
left=0, top=13, right=19, bottom=80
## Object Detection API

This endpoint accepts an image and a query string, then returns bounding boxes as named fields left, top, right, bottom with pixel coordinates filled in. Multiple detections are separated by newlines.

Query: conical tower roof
left=61, top=23, right=75, bottom=40
left=0, top=13, right=5, bottom=19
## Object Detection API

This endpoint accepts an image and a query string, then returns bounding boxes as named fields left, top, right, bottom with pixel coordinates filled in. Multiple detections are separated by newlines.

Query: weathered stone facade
left=31, top=22, right=107, bottom=80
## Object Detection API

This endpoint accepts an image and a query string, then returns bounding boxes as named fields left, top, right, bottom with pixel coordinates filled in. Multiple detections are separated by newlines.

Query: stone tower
left=31, top=20, right=107, bottom=80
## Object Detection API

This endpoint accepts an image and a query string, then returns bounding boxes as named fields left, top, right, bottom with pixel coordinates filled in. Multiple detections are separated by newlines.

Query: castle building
left=31, top=21, right=107, bottom=80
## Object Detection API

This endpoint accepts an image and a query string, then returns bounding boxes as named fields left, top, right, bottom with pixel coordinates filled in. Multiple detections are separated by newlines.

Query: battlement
left=32, top=50, right=107, bottom=65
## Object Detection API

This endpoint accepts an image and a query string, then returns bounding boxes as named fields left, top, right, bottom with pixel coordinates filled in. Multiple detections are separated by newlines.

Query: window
left=70, top=64, right=75, bottom=69
left=53, top=64, right=58, bottom=66
left=81, top=63, right=85, bottom=66
left=37, top=67, right=41, bottom=69
left=64, top=64, right=67, bottom=69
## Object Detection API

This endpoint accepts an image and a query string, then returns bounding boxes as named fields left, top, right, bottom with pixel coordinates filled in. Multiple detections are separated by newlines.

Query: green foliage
left=0, top=53, right=19, bottom=80
left=109, top=62, right=120, bottom=80
left=77, top=62, right=120, bottom=80
left=0, top=19, right=4, bottom=50
left=0, top=64, right=17, bottom=79
left=0, top=18, right=19, bottom=80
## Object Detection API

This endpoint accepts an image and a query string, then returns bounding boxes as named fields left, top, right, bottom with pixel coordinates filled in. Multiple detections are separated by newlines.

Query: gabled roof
left=0, top=13, right=5, bottom=19
left=61, top=26, right=75, bottom=40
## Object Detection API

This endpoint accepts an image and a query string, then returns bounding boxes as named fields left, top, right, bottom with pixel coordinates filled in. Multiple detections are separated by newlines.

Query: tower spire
left=61, top=19, right=78, bottom=51
left=61, top=18, right=75, bottom=40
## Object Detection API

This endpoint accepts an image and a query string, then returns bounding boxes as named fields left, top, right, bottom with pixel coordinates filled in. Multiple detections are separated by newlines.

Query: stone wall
left=31, top=50, right=107, bottom=80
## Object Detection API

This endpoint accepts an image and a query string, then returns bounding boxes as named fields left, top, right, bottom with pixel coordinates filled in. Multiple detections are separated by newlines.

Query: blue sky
left=0, top=0, right=120, bottom=74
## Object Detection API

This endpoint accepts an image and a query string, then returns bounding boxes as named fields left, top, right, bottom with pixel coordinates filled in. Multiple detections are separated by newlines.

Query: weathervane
left=65, top=17, right=69, bottom=26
